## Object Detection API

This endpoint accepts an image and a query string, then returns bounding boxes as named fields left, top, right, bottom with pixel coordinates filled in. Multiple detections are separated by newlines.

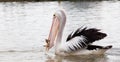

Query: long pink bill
left=45, top=15, right=60, bottom=51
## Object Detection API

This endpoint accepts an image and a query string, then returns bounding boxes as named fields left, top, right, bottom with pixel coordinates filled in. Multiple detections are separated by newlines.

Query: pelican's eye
left=53, top=14, right=55, bottom=16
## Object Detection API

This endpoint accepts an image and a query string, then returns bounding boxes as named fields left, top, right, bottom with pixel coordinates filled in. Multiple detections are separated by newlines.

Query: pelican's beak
left=45, top=15, right=60, bottom=51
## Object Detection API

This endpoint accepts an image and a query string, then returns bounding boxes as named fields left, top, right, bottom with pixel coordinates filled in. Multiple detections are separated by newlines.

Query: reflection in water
left=45, top=54, right=107, bottom=62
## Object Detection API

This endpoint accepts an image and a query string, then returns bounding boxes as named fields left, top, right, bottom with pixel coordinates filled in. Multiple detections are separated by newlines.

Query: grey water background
left=0, top=1, right=120, bottom=62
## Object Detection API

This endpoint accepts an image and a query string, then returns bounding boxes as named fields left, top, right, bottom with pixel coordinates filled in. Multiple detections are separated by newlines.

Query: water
left=0, top=1, right=120, bottom=62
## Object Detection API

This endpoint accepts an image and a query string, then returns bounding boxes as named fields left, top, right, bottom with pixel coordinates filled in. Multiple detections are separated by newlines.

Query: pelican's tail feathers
left=104, top=45, right=112, bottom=49
left=86, top=45, right=112, bottom=50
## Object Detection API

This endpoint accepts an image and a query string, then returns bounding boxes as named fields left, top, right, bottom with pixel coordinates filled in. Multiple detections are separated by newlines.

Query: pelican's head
left=45, top=10, right=66, bottom=51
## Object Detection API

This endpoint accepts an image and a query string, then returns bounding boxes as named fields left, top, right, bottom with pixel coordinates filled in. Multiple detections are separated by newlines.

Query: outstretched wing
left=61, top=27, right=107, bottom=52
left=67, top=27, right=107, bottom=43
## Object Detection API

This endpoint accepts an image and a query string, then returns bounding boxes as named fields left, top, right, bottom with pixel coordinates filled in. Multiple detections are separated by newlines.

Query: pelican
left=44, top=9, right=112, bottom=56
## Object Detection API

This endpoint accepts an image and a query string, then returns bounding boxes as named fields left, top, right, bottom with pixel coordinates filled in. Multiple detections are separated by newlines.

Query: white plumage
left=45, top=9, right=112, bottom=56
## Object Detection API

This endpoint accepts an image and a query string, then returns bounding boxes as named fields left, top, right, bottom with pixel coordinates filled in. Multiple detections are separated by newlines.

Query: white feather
left=59, top=36, right=87, bottom=53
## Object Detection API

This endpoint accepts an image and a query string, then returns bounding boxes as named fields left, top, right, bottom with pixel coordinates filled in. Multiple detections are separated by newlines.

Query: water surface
left=0, top=1, right=120, bottom=62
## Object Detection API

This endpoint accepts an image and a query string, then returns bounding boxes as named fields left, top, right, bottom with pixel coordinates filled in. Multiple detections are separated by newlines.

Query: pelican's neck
left=55, top=10, right=66, bottom=52
left=55, top=23, right=64, bottom=51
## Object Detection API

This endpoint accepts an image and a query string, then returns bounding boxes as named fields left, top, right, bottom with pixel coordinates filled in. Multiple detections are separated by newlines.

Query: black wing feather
left=66, top=27, right=107, bottom=43
left=66, top=27, right=87, bottom=41
left=64, top=26, right=107, bottom=52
